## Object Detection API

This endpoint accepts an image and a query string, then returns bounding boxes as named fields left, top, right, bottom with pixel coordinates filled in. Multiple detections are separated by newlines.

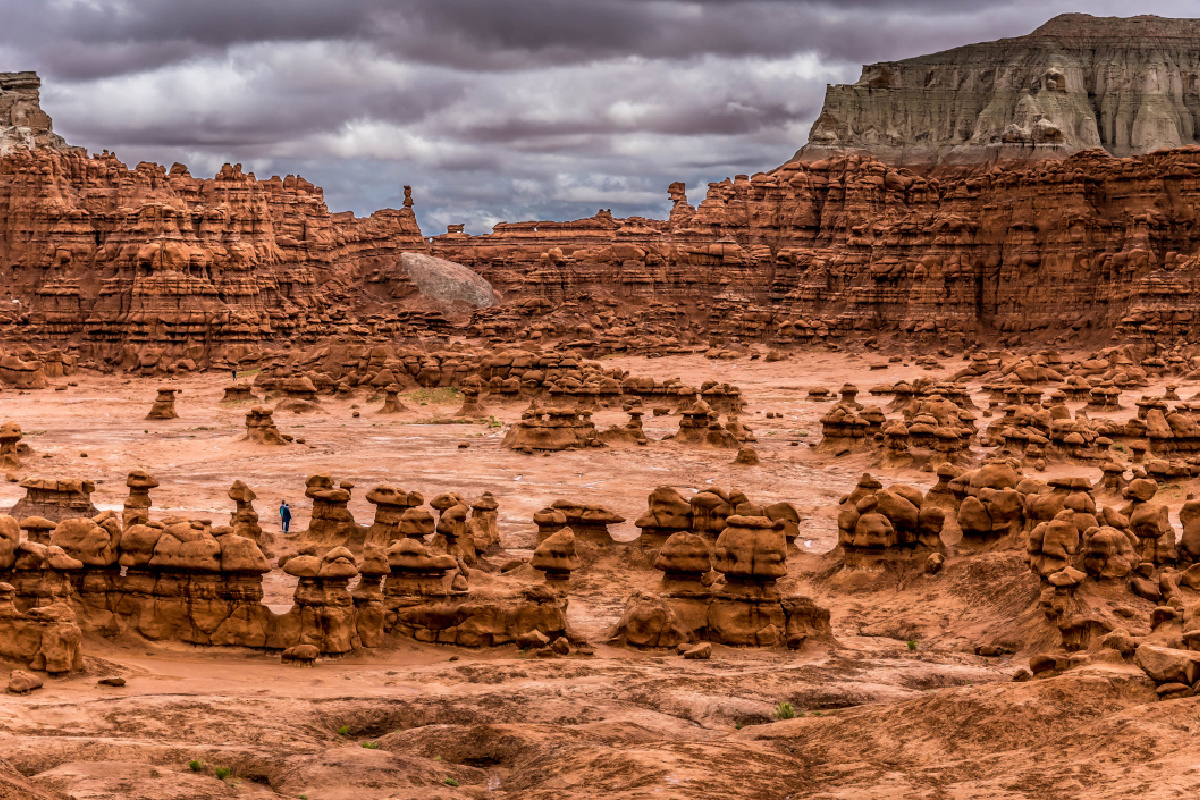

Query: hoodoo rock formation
left=800, top=15, right=1200, bottom=166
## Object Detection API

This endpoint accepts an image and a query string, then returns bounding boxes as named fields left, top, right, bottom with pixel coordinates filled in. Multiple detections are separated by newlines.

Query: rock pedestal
left=299, top=475, right=364, bottom=553
left=122, top=470, right=158, bottom=527
left=0, top=421, right=23, bottom=471
left=634, top=486, right=693, bottom=548
left=364, top=487, right=424, bottom=548
left=244, top=407, right=288, bottom=445
left=227, top=480, right=266, bottom=546
left=378, top=385, right=409, bottom=414
left=145, top=388, right=180, bottom=420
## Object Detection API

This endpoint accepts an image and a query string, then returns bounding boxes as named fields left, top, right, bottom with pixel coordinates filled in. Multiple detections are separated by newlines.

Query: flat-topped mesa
left=799, top=14, right=1200, bottom=166
left=0, top=113, right=434, bottom=358
left=7, top=479, right=99, bottom=523
left=0, top=72, right=80, bottom=155
left=221, top=384, right=255, bottom=403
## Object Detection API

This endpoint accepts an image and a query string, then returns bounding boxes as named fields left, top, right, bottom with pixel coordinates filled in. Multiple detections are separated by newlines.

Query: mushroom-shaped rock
left=534, top=507, right=568, bottom=543
left=713, top=515, right=787, bottom=584
left=532, top=528, right=581, bottom=581
left=654, top=531, right=713, bottom=581
left=397, top=507, right=435, bottom=539
left=18, top=516, right=56, bottom=545
left=318, top=547, right=360, bottom=579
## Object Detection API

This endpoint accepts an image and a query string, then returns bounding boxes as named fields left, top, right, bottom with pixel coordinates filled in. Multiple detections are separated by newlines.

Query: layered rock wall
left=0, top=72, right=79, bottom=156
left=0, top=149, right=429, bottom=357
left=437, top=148, right=1200, bottom=340
left=799, top=14, right=1200, bottom=165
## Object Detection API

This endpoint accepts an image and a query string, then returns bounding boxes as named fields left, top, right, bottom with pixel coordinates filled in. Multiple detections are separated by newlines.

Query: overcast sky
left=3, top=0, right=1199, bottom=234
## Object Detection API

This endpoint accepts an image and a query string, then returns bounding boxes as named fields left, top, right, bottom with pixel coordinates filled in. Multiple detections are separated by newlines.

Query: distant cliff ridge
left=799, top=14, right=1200, bottom=165
left=0, top=71, right=80, bottom=155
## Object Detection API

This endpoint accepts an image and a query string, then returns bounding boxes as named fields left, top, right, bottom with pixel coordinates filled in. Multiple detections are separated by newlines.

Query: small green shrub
left=337, top=725, right=350, bottom=736
left=906, top=639, right=919, bottom=651
left=214, top=766, right=232, bottom=782
left=444, top=778, right=460, bottom=787
left=187, top=759, right=204, bottom=772
left=361, top=741, right=380, bottom=750
left=433, top=755, right=442, bottom=761
left=774, top=702, right=796, bottom=720
left=734, top=721, right=743, bottom=730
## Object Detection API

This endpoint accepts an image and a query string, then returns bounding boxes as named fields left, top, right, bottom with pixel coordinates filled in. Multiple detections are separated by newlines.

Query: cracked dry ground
left=2, top=351, right=1200, bottom=799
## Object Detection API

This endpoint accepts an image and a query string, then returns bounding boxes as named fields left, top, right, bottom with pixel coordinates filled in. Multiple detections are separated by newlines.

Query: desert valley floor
left=2, top=348, right=1199, bottom=800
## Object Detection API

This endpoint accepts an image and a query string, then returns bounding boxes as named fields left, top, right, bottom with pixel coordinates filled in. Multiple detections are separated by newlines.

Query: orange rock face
left=0, top=146, right=426, bottom=360
left=11, top=68, right=1200, bottom=355
left=435, top=147, right=1200, bottom=344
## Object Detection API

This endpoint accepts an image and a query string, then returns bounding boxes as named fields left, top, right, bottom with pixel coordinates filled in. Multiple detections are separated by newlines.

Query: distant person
left=231, top=368, right=238, bottom=380
left=279, top=501, right=291, bottom=533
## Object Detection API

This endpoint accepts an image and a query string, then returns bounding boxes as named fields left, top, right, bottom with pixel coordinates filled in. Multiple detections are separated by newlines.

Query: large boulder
left=400, top=252, right=497, bottom=308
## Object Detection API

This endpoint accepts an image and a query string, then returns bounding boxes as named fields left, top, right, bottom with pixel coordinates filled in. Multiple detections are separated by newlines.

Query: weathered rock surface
left=0, top=71, right=79, bottom=155
left=398, top=252, right=497, bottom=309
left=800, top=14, right=1200, bottom=165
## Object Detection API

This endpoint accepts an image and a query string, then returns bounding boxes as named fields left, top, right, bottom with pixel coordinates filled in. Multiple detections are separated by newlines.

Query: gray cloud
left=4, top=0, right=1200, bottom=233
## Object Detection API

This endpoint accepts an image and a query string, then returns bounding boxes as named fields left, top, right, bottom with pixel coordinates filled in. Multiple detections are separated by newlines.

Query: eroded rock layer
left=800, top=14, right=1200, bottom=165
left=436, top=148, right=1200, bottom=342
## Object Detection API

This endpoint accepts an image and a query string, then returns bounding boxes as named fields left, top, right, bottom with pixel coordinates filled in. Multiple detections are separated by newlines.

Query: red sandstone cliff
left=435, top=148, right=1200, bottom=344
left=0, top=149, right=429, bottom=357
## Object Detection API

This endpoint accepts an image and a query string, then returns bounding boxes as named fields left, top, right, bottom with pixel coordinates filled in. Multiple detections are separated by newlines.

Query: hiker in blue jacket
left=280, top=501, right=292, bottom=533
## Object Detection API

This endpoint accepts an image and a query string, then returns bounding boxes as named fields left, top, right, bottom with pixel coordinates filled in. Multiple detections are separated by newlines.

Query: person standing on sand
left=279, top=501, right=291, bottom=533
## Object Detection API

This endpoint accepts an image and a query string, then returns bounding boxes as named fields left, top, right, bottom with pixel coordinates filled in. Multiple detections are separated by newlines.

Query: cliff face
left=434, top=148, right=1200, bottom=343
left=11, top=52, right=1200, bottom=356
left=0, top=149, right=429, bottom=357
left=0, top=72, right=80, bottom=155
left=799, top=14, right=1200, bottom=166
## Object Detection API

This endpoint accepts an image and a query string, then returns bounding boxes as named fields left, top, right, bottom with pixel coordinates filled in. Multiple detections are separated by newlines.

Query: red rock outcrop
left=433, top=145, right=1200, bottom=344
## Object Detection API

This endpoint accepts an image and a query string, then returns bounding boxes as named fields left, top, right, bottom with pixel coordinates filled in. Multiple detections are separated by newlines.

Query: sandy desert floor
left=1, top=349, right=1198, bottom=800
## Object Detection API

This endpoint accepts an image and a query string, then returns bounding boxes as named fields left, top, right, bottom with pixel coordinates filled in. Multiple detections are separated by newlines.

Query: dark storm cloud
left=5, top=0, right=1006, bottom=77
left=4, top=0, right=1200, bottom=233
